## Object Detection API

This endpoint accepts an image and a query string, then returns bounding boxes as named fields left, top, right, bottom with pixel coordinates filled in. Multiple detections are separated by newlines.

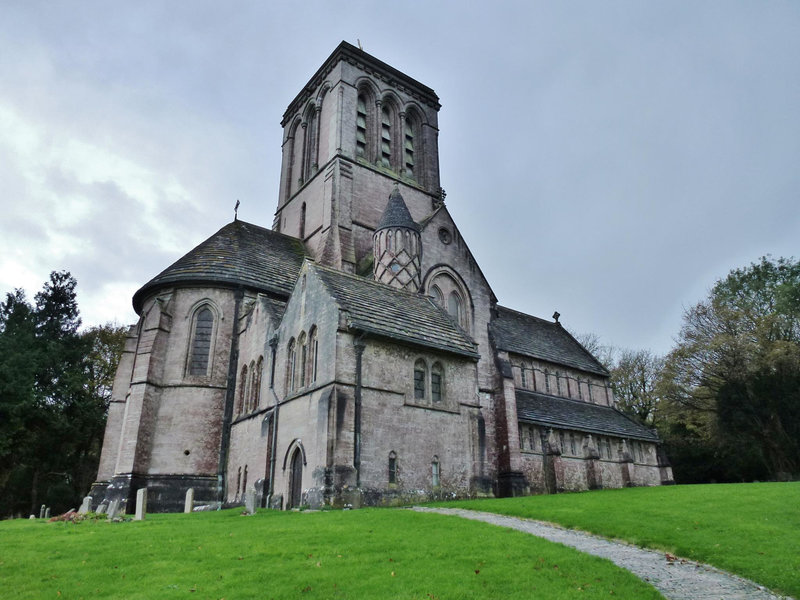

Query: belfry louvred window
left=404, top=119, right=414, bottom=177
left=381, top=106, right=392, bottom=168
left=356, top=95, right=367, bottom=158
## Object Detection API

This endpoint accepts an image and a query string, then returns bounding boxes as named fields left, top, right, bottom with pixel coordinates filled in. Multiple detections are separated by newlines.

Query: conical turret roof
left=375, top=188, right=420, bottom=233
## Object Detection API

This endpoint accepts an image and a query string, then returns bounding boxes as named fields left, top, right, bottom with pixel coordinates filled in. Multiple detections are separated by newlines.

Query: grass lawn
left=0, top=508, right=663, bottom=600
left=440, top=482, right=800, bottom=598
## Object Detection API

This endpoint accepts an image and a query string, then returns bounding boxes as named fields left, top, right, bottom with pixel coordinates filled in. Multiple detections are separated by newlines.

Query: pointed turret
left=373, top=188, right=422, bottom=291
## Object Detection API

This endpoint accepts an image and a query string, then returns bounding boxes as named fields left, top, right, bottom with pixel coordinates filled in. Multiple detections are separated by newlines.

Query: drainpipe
left=267, top=336, right=280, bottom=506
left=217, top=288, right=244, bottom=508
left=353, top=333, right=366, bottom=487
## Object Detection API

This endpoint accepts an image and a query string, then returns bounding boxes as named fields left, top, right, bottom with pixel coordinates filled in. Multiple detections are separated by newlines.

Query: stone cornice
left=282, top=41, right=441, bottom=126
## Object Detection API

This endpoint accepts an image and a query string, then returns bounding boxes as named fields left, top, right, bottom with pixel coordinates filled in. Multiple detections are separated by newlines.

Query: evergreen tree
left=0, top=272, right=126, bottom=516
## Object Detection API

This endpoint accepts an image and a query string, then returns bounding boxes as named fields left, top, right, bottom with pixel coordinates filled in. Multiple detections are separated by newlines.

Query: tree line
left=586, top=256, right=800, bottom=483
left=0, top=272, right=127, bottom=517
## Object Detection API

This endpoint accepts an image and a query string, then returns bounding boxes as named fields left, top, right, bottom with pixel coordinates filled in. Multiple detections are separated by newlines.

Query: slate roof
left=490, top=306, right=609, bottom=376
left=516, top=389, right=659, bottom=442
left=133, top=220, right=307, bottom=313
left=313, top=264, right=479, bottom=358
left=376, top=188, right=420, bottom=232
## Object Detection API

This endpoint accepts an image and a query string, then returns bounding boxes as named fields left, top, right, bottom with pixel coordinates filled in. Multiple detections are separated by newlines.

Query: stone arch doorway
left=288, top=448, right=303, bottom=508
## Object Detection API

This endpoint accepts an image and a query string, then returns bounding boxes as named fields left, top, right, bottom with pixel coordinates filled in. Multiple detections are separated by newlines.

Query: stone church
left=92, top=42, right=673, bottom=513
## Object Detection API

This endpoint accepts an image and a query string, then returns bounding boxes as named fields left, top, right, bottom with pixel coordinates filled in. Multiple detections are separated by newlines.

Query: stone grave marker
left=244, top=489, right=256, bottom=514
left=78, top=496, right=92, bottom=514
left=107, top=499, right=120, bottom=520
left=134, top=488, right=147, bottom=520
left=97, top=502, right=108, bottom=514
left=184, top=488, right=194, bottom=513
left=44, top=507, right=50, bottom=519
left=39, top=505, right=46, bottom=519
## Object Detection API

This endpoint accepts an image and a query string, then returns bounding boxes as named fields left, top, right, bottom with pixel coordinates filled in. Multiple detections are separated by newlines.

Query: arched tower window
left=431, top=456, right=440, bottom=487
left=404, top=118, right=415, bottom=178
left=189, top=307, right=214, bottom=375
left=356, top=94, right=368, bottom=159
left=302, top=104, right=317, bottom=181
left=414, top=359, right=427, bottom=401
left=380, top=105, right=393, bottom=168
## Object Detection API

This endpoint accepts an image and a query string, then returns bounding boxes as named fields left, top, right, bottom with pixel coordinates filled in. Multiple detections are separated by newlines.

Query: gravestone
left=44, top=507, right=50, bottom=519
left=184, top=488, right=194, bottom=513
left=134, top=488, right=147, bottom=520
left=107, top=499, right=120, bottom=520
left=97, top=502, right=108, bottom=514
left=39, top=505, right=45, bottom=519
left=78, top=496, right=92, bottom=514
left=244, top=489, right=256, bottom=514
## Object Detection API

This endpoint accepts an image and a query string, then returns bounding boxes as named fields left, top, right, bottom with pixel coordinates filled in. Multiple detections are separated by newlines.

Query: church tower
left=373, top=188, right=421, bottom=291
left=274, top=42, right=441, bottom=274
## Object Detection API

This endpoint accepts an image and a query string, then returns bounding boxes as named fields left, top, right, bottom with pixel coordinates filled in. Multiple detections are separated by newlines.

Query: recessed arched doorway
left=288, top=448, right=303, bottom=508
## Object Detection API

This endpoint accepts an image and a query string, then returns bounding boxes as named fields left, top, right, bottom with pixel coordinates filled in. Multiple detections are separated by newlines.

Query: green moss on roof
left=132, top=220, right=307, bottom=313
left=491, top=306, right=609, bottom=376
left=312, top=264, right=479, bottom=358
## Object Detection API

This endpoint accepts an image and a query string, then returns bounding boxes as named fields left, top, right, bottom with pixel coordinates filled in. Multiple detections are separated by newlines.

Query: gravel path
left=412, top=507, right=791, bottom=600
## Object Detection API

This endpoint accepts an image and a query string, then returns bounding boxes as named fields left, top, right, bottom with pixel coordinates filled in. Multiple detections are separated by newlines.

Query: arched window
left=189, top=307, right=214, bottom=375
left=254, top=356, right=263, bottom=409
left=247, top=360, right=256, bottom=411
left=299, top=202, right=306, bottom=239
left=237, top=364, right=248, bottom=414
left=544, top=369, right=551, bottom=393
left=298, top=332, right=307, bottom=388
left=356, top=94, right=368, bottom=159
left=414, top=359, right=427, bottom=401
left=308, top=327, right=318, bottom=384
left=431, top=362, right=443, bottom=403
left=431, top=456, right=440, bottom=487
left=404, top=118, right=415, bottom=178
left=303, top=104, right=317, bottom=181
left=430, top=285, right=443, bottom=307
left=380, top=105, right=393, bottom=168
left=286, top=338, right=296, bottom=392
left=388, top=451, right=397, bottom=484
left=447, top=292, right=464, bottom=328
left=555, top=371, right=562, bottom=396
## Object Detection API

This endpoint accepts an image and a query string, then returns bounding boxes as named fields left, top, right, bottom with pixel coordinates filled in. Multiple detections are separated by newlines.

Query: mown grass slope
left=442, top=482, right=800, bottom=597
left=0, top=508, right=663, bottom=599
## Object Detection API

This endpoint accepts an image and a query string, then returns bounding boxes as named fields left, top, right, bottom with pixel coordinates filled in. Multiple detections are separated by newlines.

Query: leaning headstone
left=97, top=502, right=108, bottom=514
left=184, top=488, right=194, bottom=514
left=78, top=496, right=92, bottom=514
left=244, top=489, right=256, bottom=514
left=39, top=505, right=46, bottom=519
left=29, top=515, right=35, bottom=520
left=106, top=499, right=120, bottom=520
left=134, top=488, right=147, bottom=521
left=44, top=507, right=50, bottom=519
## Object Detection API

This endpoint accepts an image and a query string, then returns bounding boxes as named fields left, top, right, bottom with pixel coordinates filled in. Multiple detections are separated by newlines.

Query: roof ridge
left=496, top=304, right=555, bottom=325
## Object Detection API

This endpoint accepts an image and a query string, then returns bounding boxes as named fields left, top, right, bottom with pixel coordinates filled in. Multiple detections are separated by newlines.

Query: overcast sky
left=1, top=1, right=798, bottom=357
